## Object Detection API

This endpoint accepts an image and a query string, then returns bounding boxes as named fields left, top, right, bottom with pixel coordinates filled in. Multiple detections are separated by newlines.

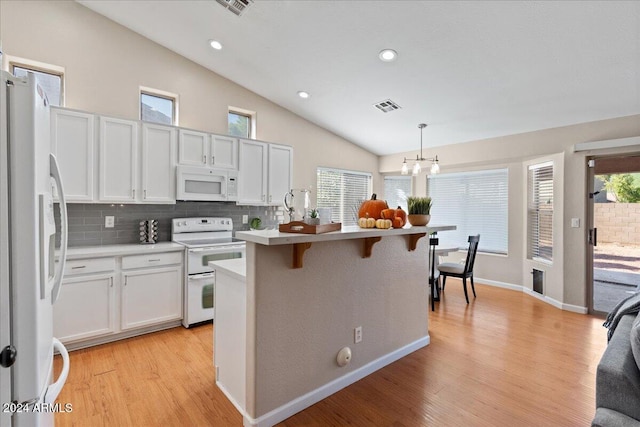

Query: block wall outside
left=595, top=203, right=640, bottom=245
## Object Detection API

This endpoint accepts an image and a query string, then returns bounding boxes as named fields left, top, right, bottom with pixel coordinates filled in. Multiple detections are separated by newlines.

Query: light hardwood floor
left=54, top=282, right=607, bottom=426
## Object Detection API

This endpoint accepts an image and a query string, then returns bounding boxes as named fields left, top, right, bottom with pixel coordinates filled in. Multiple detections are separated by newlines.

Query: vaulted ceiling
left=79, top=0, right=640, bottom=155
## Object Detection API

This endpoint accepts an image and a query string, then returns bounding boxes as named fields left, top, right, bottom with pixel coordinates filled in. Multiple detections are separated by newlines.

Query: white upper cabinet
left=211, top=135, right=238, bottom=170
left=178, top=129, right=208, bottom=166
left=238, top=139, right=292, bottom=206
left=268, top=144, right=293, bottom=206
left=99, top=116, right=138, bottom=202
left=178, top=130, right=238, bottom=170
left=141, top=123, right=176, bottom=203
left=238, top=140, right=268, bottom=205
left=50, top=108, right=95, bottom=201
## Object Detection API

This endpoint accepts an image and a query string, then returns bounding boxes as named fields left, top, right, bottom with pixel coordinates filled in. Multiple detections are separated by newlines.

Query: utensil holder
left=139, top=219, right=158, bottom=244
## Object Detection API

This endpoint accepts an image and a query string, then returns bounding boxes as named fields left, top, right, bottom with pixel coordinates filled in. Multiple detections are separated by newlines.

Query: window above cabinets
left=140, top=87, right=178, bottom=126
left=8, top=56, right=64, bottom=106
left=228, top=107, right=256, bottom=139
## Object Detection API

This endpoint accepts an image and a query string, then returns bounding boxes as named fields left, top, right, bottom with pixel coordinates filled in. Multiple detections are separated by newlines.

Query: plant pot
left=305, top=218, right=320, bottom=225
left=407, top=214, right=430, bottom=226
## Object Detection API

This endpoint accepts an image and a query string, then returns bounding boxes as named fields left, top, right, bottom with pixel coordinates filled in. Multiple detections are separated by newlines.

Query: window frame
left=6, top=56, right=65, bottom=106
left=527, top=161, right=554, bottom=263
left=427, top=168, right=509, bottom=255
left=316, top=167, right=372, bottom=227
left=228, top=106, right=256, bottom=139
left=139, top=86, right=178, bottom=126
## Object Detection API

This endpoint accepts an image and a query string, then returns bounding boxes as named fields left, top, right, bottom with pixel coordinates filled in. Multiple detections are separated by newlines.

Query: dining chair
left=438, top=235, right=480, bottom=304
left=429, top=236, right=439, bottom=311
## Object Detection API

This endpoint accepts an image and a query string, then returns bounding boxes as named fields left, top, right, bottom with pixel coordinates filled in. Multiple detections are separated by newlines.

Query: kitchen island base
left=214, top=225, right=454, bottom=426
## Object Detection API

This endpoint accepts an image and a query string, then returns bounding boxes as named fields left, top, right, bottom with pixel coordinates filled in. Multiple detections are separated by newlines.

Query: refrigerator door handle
left=49, top=154, right=67, bottom=304
left=43, top=338, right=69, bottom=404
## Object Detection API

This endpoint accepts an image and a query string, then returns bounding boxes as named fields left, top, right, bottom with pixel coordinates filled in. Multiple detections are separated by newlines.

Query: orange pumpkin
left=395, top=206, right=407, bottom=225
left=358, top=194, right=389, bottom=220
left=393, top=217, right=404, bottom=229
left=380, top=208, right=396, bottom=220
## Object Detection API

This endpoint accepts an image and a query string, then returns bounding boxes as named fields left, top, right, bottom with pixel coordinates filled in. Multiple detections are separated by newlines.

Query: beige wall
left=381, top=115, right=640, bottom=309
left=0, top=0, right=381, bottom=198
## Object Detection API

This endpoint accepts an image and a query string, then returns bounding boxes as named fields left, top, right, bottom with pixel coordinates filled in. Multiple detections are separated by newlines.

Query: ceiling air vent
left=215, top=0, right=253, bottom=16
left=374, top=99, right=401, bottom=113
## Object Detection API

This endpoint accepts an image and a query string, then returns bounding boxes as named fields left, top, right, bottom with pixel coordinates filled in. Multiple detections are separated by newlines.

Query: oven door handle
left=189, top=273, right=216, bottom=280
left=188, top=245, right=245, bottom=254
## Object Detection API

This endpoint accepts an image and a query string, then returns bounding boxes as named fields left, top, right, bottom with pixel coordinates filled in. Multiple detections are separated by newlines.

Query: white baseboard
left=479, top=278, right=588, bottom=314
left=241, top=335, right=431, bottom=427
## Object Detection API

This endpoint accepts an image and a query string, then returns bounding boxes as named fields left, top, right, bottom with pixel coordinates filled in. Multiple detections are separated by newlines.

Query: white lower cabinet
left=121, top=266, right=182, bottom=330
left=53, top=250, right=183, bottom=349
left=53, top=273, right=116, bottom=343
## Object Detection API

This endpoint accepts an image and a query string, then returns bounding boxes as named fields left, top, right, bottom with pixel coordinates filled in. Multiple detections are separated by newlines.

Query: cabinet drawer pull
left=71, top=266, right=86, bottom=270
left=148, top=259, right=161, bottom=262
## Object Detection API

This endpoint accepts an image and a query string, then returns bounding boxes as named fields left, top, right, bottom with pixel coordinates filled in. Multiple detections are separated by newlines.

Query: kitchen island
left=211, top=224, right=455, bottom=427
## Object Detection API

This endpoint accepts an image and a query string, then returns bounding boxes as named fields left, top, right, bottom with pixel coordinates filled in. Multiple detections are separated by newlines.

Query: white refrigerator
left=0, top=70, right=70, bottom=426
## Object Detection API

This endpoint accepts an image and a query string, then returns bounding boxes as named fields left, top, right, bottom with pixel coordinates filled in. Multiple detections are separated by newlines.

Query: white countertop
left=210, top=258, right=246, bottom=281
left=235, top=224, right=456, bottom=246
left=63, top=242, right=185, bottom=259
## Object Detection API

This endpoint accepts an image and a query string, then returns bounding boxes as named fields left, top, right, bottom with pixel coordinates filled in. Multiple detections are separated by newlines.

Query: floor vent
left=373, top=99, right=401, bottom=113
left=532, top=269, right=544, bottom=295
left=214, top=0, right=253, bottom=16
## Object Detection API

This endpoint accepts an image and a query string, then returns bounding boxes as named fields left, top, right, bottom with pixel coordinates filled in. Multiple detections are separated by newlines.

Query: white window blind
left=317, top=168, right=372, bottom=226
left=527, top=162, right=554, bottom=262
left=427, top=168, right=508, bottom=254
left=384, top=176, right=411, bottom=211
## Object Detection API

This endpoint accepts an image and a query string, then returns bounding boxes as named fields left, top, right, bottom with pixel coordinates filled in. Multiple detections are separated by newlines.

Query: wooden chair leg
left=442, top=275, right=446, bottom=291
left=462, top=277, right=469, bottom=304
left=470, top=276, right=476, bottom=298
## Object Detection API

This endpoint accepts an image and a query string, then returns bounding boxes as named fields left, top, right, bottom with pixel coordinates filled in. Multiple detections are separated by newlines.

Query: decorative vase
left=407, top=214, right=430, bottom=226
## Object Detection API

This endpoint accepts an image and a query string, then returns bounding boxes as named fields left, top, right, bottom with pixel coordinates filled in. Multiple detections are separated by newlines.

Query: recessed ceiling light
left=379, top=49, right=397, bottom=62
left=209, top=40, right=222, bottom=50
left=297, top=91, right=310, bottom=99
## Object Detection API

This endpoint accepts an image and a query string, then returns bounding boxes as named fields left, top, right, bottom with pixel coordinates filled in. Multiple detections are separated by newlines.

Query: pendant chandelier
left=401, top=123, right=440, bottom=176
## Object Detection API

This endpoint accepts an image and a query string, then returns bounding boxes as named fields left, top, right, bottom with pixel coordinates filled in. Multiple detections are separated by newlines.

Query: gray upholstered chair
left=438, top=235, right=480, bottom=304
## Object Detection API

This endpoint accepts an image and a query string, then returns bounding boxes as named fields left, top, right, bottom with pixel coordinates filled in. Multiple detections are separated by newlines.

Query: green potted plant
left=406, top=196, right=432, bottom=226
left=306, top=208, right=320, bottom=225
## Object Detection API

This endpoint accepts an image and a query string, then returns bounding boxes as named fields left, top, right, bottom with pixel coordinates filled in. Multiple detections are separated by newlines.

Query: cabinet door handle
left=269, top=195, right=272, bottom=203
left=203, top=154, right=206, bottom=164
left=211, top=155, right=215, bottom=165
left=71, top=265, right=86, bottom=270
left=132, top=189, right=136, bottom=199
left=144, top=189, right=147, bottom=199
left=261, top=194, right=265, bottom=201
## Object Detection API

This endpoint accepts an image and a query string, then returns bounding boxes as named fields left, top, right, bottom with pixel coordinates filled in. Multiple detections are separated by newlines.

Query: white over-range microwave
left=176, top=165, right=238, bottom=202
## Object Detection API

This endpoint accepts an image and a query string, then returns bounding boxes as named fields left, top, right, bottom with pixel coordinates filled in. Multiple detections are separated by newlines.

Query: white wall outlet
left=571, top=218, right=580, bottom=228
left=105, top=216, right=115, bottom=228
left=354, top=326, right=362, bottom=343
left=242, top=215, right=249, bottom=224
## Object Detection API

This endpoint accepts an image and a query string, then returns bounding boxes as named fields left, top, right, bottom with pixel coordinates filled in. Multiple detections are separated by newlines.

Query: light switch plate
left=242, top=215, right=248, bottom=224
left=105, top=216, right=115, bottom=228
left=571, top=218, right=580, bottom=228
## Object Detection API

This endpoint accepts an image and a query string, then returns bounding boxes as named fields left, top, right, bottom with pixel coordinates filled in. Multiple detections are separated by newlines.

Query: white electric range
left=172, top=217, right=246, bottom=327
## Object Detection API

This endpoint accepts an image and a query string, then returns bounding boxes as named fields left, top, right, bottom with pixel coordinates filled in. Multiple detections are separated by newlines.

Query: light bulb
left=412, top=162, right=421, bottom=176
left=430, top=162, right=440, bottom=174
left=401, top=160, right=409, bottom=175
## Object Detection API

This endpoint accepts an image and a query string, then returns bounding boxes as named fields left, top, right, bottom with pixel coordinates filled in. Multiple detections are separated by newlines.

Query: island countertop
left=235, top=224, right=456, bottom=246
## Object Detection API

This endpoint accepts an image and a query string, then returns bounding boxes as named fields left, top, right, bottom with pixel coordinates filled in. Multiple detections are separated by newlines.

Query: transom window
left=140, top=87, right=177, bottom=125
left=12, top=64, right=63, bottom=106
left=427, top=168, right=509, bottom=254
left=228, top=110, right=252, bottom=138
